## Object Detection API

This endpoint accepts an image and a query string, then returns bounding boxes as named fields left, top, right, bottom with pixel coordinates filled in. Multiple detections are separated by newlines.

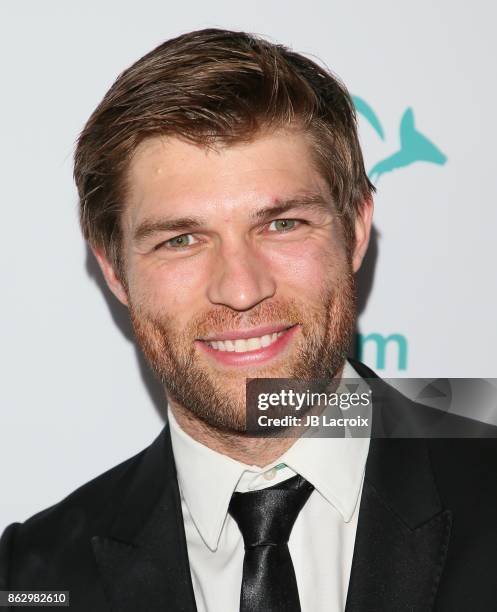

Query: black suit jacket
left=1, top=360, right=497, bottom=611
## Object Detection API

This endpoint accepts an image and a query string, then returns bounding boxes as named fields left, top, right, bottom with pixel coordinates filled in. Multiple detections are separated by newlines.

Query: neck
left=167, top=361, right=346, bottom=467
left=169, top=401, right=297, bottom=466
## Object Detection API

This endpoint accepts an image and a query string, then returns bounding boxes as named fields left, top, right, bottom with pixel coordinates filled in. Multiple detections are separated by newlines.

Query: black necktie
left=228, top=474, right=315, bottom=612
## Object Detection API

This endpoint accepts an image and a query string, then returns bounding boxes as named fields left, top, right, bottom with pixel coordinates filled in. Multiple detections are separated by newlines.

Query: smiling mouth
left=195, top=324, right=299, bottom=366
left=203, top=329, right=289, bottom=353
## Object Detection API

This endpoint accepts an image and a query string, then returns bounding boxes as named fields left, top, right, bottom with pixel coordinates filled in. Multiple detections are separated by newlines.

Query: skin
left=94, top=128, right=373, bottom=466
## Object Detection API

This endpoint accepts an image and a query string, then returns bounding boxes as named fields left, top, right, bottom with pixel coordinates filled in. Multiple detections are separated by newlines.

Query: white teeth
left=234, top=339, right=248, bottom=352
left=246, top=338, right=260, bottom=351
left=206, top=330, right=287, bottom=352
left=260, top=334, right=272, bottom=347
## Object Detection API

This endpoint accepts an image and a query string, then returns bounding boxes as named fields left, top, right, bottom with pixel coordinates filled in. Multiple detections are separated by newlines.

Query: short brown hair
left=74, top=28, right=374, bottom=281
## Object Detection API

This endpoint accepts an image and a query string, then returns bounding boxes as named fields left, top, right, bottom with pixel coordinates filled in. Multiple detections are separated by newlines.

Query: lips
left=205, top=329, right=287, bottom=353
left=196, top=324, right=299, bottom=367
left=200, top=323, right=294, bottom=342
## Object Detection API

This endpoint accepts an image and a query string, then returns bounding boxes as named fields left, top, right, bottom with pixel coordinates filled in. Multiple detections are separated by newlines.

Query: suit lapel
left=91, top=425, right=197, bottom=612
left=345, top=360, right=452, bottom=611
left=90, top=360, right=453, bottom=611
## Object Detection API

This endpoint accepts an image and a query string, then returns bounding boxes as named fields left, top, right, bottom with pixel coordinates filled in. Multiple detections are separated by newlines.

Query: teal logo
left=352, top=96, right=447, bottom=182
left=355, top=332, right=408, bottom=371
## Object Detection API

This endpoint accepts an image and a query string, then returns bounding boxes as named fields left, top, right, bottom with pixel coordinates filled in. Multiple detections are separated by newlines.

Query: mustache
left=186, top=299, right=309, bottom=339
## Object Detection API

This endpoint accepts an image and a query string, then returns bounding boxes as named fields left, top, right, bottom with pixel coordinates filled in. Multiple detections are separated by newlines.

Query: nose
left=206, top=240, right=277, bottom=311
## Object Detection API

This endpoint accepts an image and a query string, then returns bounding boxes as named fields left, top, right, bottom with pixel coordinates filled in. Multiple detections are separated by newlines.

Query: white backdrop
left=1, top=0, right=496, bottom=531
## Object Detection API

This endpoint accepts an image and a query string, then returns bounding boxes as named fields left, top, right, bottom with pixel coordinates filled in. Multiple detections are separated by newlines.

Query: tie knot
left=228, top=474, right=314, bottom=549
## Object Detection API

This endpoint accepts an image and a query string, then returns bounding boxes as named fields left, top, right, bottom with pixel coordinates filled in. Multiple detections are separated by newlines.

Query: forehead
left=123, top=129, right=330, bottom=226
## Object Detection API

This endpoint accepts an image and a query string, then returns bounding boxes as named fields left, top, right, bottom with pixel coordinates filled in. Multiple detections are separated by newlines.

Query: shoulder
left=427, top=437, right=497, bottom=504
left=348, top=358, right=497, bottom=439
left=0, top=436, right=157, bottom=589
left=14, top=444, right=146, bottom=535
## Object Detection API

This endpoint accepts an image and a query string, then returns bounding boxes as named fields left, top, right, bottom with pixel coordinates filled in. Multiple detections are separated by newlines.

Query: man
left=1, top=28, right=497, bottom=612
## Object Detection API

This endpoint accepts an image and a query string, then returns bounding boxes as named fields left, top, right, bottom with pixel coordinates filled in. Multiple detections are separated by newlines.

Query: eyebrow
left=132, top=192, right=332, bottom=244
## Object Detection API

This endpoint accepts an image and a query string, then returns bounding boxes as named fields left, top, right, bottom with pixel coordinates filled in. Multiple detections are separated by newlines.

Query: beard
left=128, top=263, right=356, bottom=434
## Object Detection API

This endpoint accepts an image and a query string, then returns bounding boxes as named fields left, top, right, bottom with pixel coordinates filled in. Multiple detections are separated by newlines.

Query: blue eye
left=268, top=219, right=299, bottom=232
left=162, top=234, right=195, bottom=249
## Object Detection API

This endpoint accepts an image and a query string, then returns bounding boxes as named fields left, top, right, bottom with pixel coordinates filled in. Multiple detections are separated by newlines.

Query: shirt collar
left=168, top=359, right=371, bottom=551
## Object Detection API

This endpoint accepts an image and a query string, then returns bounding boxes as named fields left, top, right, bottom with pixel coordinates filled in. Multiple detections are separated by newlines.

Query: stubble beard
left=128, top=266, right=356, bottom=434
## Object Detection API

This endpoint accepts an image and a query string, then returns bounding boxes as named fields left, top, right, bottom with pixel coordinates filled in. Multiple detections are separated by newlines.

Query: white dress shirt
left=168, top=360, right=371, bottom=612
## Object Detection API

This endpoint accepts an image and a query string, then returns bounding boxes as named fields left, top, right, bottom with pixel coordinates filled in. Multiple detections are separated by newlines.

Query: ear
left=92, top=246, right=129, bottom=307
left=351, top=197, right=374, bottom=273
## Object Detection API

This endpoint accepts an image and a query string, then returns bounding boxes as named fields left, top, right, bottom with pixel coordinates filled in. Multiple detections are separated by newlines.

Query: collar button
left=263, top=468, right=277, bottom=481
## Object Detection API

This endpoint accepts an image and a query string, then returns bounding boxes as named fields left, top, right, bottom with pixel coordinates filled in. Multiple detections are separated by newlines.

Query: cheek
left=265, top=238, right=346, bottom=293
left=127, top=257, right=206, bottom=313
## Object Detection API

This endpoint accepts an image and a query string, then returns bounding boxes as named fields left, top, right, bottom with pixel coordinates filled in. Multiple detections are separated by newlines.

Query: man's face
left=100, top=129, right=370, bottom=433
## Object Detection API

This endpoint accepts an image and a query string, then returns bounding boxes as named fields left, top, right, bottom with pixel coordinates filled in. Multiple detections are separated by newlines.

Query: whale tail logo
left=369, top=108, right=447, bottom=182
left=352, top=96, right=385, bottom=140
